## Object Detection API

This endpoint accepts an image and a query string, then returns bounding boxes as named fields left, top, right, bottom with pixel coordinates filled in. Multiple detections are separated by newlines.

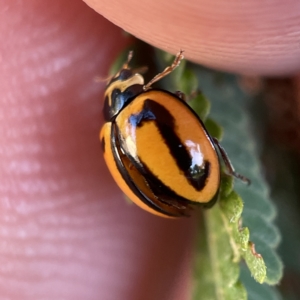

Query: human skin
left=85, top=0, right=300, bottom=75
left=1, top=0, right=300, bottom=299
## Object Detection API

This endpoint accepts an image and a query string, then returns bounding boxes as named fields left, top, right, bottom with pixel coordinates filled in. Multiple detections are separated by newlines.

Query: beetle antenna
left=212, top=138, right=251, bottom=185
left=143, top=50, right=184, bottom=91
left=122, top=51, right=134, bottom=69
left=131, top=66, right=149, bottom=75
left=94, top=75, right=113, bottom=83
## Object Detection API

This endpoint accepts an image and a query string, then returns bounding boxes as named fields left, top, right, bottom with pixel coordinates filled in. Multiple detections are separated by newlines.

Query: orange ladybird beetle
left=100, top=50, right=249, bottom=218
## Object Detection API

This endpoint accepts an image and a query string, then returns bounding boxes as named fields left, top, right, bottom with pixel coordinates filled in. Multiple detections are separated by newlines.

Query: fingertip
left=86, top=0, right=300, bottom=75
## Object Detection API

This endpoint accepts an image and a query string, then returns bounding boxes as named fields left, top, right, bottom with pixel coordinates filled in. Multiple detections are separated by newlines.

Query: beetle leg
left=175, top=91, right=187, bottom=101
left=188, top=90, right=200, bottom=100
left=176, top=90, right=204, bottom=102
left=143, top=50, right=184, bottom=91
left=212, top=138, right=251, bottom=185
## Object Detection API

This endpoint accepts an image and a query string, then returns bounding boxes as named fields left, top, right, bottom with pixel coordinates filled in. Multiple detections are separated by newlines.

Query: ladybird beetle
left=100, top=51, right=249, bottom=218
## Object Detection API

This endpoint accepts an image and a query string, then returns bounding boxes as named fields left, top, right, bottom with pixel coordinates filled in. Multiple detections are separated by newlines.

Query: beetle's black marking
left=103, top=95, right=110, bottom=121
left=129, top=110, right=155, bottom=126
left=118, top=69, right=133, bottom=80
left=115, top=127, right=194, bottom=209
left=103, top=88, right=122, bottom=121
left=101, top=136, right=105, bottom=153
left=104, top=85, right=144, bottom=121
left=135, top=158, right=194, bottom=209
left=111, top=88, right=121, bottom=101
left=186, top=161, right=210, bottom=191
left=129, top=99, right=210, bottom=191
left=111, top=122, right=189, bottom=217
left=107, top=69, right=134, bottom=86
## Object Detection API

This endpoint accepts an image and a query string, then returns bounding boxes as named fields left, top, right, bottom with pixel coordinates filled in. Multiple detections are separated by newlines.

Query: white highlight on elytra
left=185, top=140, right=204, bottom=167
left=124, top=123, right=138, bottom=160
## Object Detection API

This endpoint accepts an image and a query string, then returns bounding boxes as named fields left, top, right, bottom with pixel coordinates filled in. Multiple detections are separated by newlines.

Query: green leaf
left=219, top=189, right=267, bottom=283
left=243, top=243, right=266, bottom=283
left=150, top=49, right=282, bottom=297
left=189, top=93, right=211, bottom=122
left=241, top=266, right=283, bottom=300
left=191, top=66, right=282, bottom=292
left=194, top=204, right=247, bottom=300
left=205, top=118, right=224, bottom=141
left=177, top=68, right=199, bottom=95
left=202, top=204, right=248, bottom=300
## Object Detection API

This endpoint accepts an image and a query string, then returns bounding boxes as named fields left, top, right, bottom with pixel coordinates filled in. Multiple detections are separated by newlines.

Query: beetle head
left=103, top=52, right=145, bottom=121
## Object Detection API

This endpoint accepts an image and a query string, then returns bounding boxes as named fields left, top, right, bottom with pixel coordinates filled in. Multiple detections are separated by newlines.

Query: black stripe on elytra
left=115, top=125, right=194, bottom=210
left=185, top=161, right=211, bottom=191
left=133, top=156, right=194, bottom=210
left=101, top=136, right=105, bottom=153
left=129, top=99, right=210, bottom=191
left=111, top=122, right=188, bottom=217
